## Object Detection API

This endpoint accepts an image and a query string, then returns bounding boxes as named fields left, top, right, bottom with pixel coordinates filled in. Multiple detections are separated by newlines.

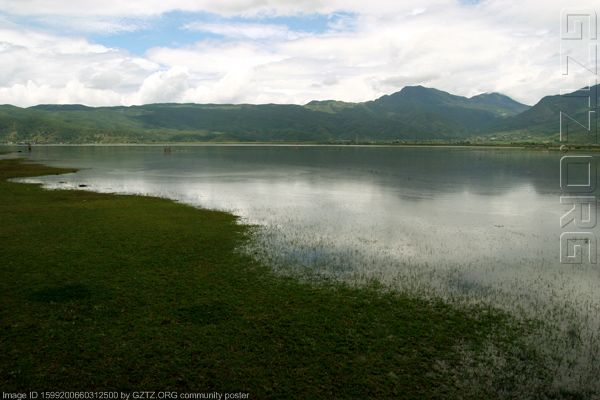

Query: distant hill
left=490, top=84, right=599, bottom=142
left=363, top=86, right=529, bottom=137
left=468, top=92, right=530, bottom=116
left=0, top=85, right=555, bottom=144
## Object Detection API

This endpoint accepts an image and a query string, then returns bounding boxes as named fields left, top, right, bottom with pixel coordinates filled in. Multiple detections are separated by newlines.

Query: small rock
left=78, top=184, right=88, bottom=188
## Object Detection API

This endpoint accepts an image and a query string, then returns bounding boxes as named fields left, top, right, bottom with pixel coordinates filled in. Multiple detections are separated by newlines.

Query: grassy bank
left=1, top=142, right=595, bottom=152
left=0, top=159, right=537, bottom=398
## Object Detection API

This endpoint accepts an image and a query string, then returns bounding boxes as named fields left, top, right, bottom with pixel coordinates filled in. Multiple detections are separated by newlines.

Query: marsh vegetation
left=2, top=145, right=597, bottom=397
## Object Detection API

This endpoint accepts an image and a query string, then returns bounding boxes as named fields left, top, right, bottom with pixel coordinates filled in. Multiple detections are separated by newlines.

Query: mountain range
left=0, top=84, right=597, bottom=144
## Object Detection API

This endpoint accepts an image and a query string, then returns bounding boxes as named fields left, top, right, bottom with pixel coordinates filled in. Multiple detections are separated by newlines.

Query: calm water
left=2, top=145, right=599, bottom=390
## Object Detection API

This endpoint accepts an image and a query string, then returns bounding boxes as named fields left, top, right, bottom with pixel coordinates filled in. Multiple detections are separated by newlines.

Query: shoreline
left=0, top=158, right=552, bottom=397
left=0, top=142, right=571, bottom=150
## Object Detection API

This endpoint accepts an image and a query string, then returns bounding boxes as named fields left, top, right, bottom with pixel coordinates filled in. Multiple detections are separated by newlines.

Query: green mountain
left=0, top=86, right=532, bottom=144
left=362, top=86, right=528, bottom=136
left=468, top=92, right=530, bottom=116
left=483, top=84, right=599, bottom=143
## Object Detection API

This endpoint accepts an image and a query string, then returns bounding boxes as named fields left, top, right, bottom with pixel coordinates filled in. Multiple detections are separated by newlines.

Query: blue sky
left=14, top=11, right=350, bottom=55
left=90, top=13, right=348, bottom=55
left=0, top=0, right=594, bottom=106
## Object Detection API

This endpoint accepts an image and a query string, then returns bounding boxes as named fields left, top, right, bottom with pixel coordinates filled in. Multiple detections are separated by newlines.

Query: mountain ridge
left=0, top=85, right=588, bottom=144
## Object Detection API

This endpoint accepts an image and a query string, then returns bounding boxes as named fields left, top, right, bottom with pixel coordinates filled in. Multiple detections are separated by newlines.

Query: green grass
left=0, top=159, right=535, bottom=397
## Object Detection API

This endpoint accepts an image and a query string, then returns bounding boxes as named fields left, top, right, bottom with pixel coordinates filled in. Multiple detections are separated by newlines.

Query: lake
left=1, top=144, right=598, bottom=389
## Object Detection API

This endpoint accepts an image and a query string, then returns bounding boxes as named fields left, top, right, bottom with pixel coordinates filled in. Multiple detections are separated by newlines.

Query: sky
left=0, top=0, right=597, bottom=107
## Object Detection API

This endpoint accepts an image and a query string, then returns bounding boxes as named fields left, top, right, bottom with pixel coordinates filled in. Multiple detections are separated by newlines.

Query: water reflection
left=2, top=144, right=599, bottom=391
left=2, top=145, right=562, bottom=269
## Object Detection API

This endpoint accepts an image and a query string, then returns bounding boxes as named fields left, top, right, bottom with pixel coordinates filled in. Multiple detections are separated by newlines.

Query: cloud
left=182, top=69, right=257, bottom=104
left=0, top=0, right=484, bottom=19
left=183, top=22, right=305, bottom=40
left=133, top=66, right=190, bottom=104
left=0, top=0, right=599, bottom=107
left=0, top=0, right=397, bottom=17
left=35, top=16, right=147, bottom=35
left=0, top=21, right=158, bottom=106
left=374, top=74, right=441, bottom=91
left=0, top=79, right=128, bottom=106
left=0, top=0, right=310, bottom=17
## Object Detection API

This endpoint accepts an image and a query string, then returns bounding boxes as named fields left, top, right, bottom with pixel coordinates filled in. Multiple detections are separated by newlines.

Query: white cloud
left=0, top=0, right=376, bottom=17
left=35, top=16, right=147, bottom=35
left=183, top=22, right=305, bottom=40
left=0, top=0, right=599, bottom=106
left=0, top=0, right=468, bottom=18
left=0, top=80, right=123, bottom=106
left=182, top=69, right=256, bottom=104
left=146, top=41, right=283, bottom=75
left=0, top=21, right=158, bottom=106
left=133, top=66, right=190, bottom=104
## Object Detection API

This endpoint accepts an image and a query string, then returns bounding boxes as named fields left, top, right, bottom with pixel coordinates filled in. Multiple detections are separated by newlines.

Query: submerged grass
left=0, top=159, right=549, bottom=398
